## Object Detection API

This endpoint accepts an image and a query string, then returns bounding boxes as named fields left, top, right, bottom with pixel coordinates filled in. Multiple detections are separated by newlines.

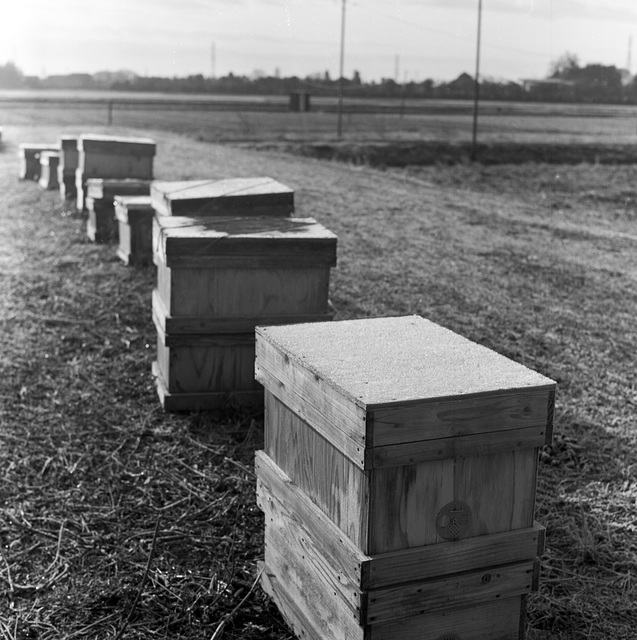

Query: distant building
left=41, top=74, right=94, bottom=89
left=522, top=78, right=576, bottom=102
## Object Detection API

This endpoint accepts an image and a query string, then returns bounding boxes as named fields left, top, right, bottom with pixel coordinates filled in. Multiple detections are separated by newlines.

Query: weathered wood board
left=151, top=177, right=294, bottom=217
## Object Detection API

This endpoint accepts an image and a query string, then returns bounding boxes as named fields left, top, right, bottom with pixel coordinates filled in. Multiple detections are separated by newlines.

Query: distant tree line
left=2, top=53, right=637, bottom=104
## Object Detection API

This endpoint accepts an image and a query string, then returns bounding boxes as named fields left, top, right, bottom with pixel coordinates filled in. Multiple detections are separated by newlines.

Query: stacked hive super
left=38, top=151, right=60, bottom=190
left=18, top=143, right=59, bottom=181
left=255, top=315, right=556, bottom=640
left=85, top=179, right=151, bottom=243
left=76, top=135, right=156, bottom=212
left=58, top=136, right=79, bottom=200
left=150, top=177, right=337, bottom=411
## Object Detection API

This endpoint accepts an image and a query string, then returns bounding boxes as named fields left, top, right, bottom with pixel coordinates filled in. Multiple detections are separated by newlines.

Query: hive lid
left=151, top=177, right=294, bottom=217
left=114, top=195, right=153, bottom=209
left=86, top=178, right=152, bottom=199
left=78, top=134, right=156, bottom=155
left=258, top=316, right=554, bottom=407
left=114, top=195, right=154, bottom=223
left=153, top=215, right=337, bottom=268
left=256, top=316, right=556, bottom=467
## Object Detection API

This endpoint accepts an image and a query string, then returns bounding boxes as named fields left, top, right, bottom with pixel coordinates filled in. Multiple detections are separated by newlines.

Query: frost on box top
left=257, top=315, right=555, bottom=406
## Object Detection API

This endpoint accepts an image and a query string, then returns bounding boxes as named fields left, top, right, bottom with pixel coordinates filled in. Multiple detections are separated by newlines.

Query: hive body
left=18, top=143, right=59, bottom=181
left=85, top=178, right=151, bottom=243
left=255, top=316, right=555, bottom=640
left=152, top=215, right=337, bottom=411
left=114, top=195, right=155, bottom=265
left=76, top=135, right=155, bottom=211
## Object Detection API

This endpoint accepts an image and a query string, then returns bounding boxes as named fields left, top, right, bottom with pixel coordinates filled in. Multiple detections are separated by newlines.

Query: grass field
left=2, top=91, right=637, bottom=144
left=0, top=112, right=636, bottom=639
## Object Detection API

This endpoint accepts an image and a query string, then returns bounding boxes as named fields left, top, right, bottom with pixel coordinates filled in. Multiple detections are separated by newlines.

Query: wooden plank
left=256, top=450, right=367, bottom=591
left=255, top=335, right=368, bottom=461
left=154, top=328, right=259, bottom=393
left=363, top=523, right=545, bottom=589
left=151, top=177, right=294, bottom=217
left=260, top=479, right=365, bottom=614
left=368, top=458, right=454, bottom=553
left=152, top=361, right=263, bottom=411
left=264, top=535, right=364, bottom=640
left=262, top=394, right=370, bottom=550
left=367, top=596, right=524, bottom=640
left=371, top=389, right=554, bottom=448
left=364, top=560, right=535, bottom=625
left=367, top=448, right=538, bottom=553
left=152, top=264, right=331, bottom=319
left=453, top=449, right=537, bottom=537
left=259, top=560, right=362, bottom=640
left=368, top=425, right=547, bottom=468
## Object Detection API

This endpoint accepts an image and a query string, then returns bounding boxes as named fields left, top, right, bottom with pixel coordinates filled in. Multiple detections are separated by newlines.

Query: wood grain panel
left=264, top=392, right=370, bottom=550
left=369, top=459, right=454, bottom=553
left=256, top=335, right=368, bottom=463
left=371, top=390, right=553, bottom=448
left=367, top=596, right=524, bottom=640
left=365, top=560, right=535, bottom=625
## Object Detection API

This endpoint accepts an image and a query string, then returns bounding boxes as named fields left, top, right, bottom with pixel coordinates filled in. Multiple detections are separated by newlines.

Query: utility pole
left=471, top=0, right=483, bottom=161
left=337, top=0, right=347, bottom=139
left=211, top=41, right=216, bottom=79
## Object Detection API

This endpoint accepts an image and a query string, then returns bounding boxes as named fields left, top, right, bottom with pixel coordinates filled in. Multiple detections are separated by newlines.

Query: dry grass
left=1, top=121, right=636, bottom=639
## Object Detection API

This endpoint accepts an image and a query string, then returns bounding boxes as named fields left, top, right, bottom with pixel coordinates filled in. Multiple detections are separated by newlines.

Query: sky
left=0, top=0, right=635, bottom=83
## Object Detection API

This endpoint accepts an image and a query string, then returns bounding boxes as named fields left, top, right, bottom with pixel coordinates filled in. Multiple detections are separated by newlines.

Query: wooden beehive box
left=152, top=215, right=336, bottom=411
left=85, top=178, right=151, bottom=243
left=18, top=143, right=59, bottom=181
left=58, top=136, right=78, bottom=200
left=114, top=195, right=154, bottom=266
left=151, top=177, right=294, bottom=217
left=255, top=315, right=556, bottom=640
left=78, top=134, right=156, bottom=180
left=38, top=151, right=60, bottom=190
